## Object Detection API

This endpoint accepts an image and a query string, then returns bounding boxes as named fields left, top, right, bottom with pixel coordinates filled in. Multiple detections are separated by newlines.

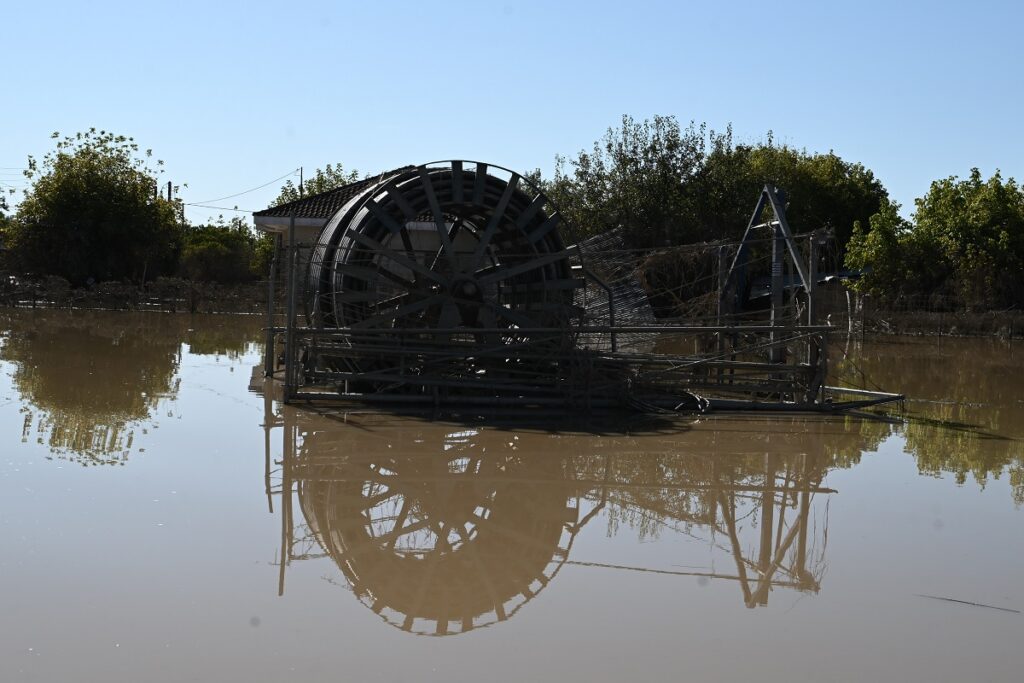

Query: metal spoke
left=471, top=174, right=520, bottom=268
left=527, top=212, right=561, bottom=244
left=514, top=193, right=546, bottom=231
left=428, top=217, right=465, bottom=272
left=347, top=230, right=444, bottom=285
left=383, top=182, right=417, bottom=221
left=477, top=248, right=575, bottom=287
left=352, top=293, right=448, bottom=329
left=418, top=166, right=457, bottom=268
left=451, top=160, right=464, bottom=203
left=363, top=198, right=405, bottom=234
left=472, top=163, right=488, bottom=205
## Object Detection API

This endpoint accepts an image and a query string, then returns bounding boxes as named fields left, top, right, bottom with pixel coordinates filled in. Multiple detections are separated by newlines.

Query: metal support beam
left=264, top=233, right=281, bottom=377
left=770, top=221, right=785, bottom=364
left=763, top=185, right=811, bottom=290
left=283, top=212, right=298, bottom=403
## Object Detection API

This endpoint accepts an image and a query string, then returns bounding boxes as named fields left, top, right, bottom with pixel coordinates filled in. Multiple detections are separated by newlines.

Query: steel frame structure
left=262, top=163, right=900, bottom=414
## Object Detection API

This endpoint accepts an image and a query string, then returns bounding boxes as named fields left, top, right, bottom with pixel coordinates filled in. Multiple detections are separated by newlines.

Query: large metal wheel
left=305, top=162, right=583, bottom=389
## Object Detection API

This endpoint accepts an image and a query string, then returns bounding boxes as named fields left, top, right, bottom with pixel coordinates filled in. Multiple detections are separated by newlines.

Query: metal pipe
left=280, top=324, right=835, bottom=335
left=284, top=212, right=298, bottom=403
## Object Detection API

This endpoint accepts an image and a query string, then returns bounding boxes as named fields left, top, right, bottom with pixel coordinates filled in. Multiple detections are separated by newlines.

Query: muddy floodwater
left=1, top=309, right=1021, bottom=682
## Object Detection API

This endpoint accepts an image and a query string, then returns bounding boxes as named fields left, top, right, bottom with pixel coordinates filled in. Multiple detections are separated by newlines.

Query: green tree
left=844, top=201, right=925, bottom=300
left=545, top=115, right=713, bottom=247
left=0, top=208, right=12, bottom=265
left=846, top=169, right=1024, bottom=309
left=273, top=162, right=360, bottom=206
left=690, top=137, right=890, bottom=252
left=9, top=129, right=182, bottom=285
left=179, top=216, right=257, bottom=283
left=545, top=115, right=890, bottom=253
left=913, top=169, right=1024, bottom=308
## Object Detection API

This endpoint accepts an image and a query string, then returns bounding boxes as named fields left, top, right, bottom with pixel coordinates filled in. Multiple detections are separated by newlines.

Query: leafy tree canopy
left=545, top=115, right=714, bottom=248
left=9, top=129, right=181, bottom=285
left=179, top=216, right=258, bottom=283
left=545, top=115, right=891, bottom=253
left=691, top=136, right=890, bottom=251
left=846, top=169, right=1024, bottom=309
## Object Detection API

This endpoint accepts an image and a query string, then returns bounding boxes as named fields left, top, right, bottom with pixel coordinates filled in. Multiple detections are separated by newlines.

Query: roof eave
left=252, top=215, right=329, bottom=234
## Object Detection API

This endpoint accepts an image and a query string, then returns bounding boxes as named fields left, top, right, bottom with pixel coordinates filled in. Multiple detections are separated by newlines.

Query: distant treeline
left=538, top=116, right=1024, bottom=311
left=2, top=122, right=1022, bottom=311
left=0, top=130, right=275, bottom=289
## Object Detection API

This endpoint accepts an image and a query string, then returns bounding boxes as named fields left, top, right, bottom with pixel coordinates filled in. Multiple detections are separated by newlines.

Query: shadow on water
left=261, top=387, right=895, bottom=635
left=0, top=309, right=263, bottom=466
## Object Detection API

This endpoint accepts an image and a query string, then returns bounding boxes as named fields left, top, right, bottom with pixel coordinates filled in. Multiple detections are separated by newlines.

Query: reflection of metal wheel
left=298, top=438, right=579, bottom=635
left=305, top=162, right=583, bottom=385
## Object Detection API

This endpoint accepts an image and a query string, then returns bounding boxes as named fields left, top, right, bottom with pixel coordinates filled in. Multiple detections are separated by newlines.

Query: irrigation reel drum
left=305, top=161, right=587, bottom=396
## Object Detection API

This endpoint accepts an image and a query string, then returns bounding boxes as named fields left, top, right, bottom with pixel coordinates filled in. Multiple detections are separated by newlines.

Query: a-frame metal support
left=719, top=184, right=812, bottom=319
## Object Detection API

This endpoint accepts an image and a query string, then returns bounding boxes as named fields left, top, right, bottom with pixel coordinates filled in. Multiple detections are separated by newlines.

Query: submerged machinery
left=260, top=161, right=900, bottom=413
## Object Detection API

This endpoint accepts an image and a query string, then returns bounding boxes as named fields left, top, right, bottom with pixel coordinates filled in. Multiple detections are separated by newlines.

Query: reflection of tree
left=1, top=309, right=263, bottom=465
left=183, top=315, right=263, bottom=358
left=833, top=336, right=1024, bottom=504
left=265, top=407, right=881, bottom=628
left=1, top=311, right=181, bottom=464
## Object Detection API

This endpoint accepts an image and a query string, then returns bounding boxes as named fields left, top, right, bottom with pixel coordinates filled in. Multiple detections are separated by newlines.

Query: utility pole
left=299, top=167, right=303, bottom=198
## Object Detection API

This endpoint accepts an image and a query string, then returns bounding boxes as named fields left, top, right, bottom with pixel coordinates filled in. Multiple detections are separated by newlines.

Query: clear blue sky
left=4, top=0, right=1022, bottom=226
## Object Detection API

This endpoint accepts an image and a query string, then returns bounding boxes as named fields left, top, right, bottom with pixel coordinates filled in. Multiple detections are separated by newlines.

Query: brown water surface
left=1, top=310, right=1021, bottom=682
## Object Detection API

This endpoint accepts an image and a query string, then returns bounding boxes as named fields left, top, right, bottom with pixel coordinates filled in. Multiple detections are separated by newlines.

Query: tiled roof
left=253, top=166, right=415, bottom=220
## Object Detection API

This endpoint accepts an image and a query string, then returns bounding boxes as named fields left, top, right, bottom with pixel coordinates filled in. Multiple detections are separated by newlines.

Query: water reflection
left=265, top=401, right=893, bottom=632
left=833, top=336, right=1024, bottom=503
left=0, top=309, right=262, bottom=465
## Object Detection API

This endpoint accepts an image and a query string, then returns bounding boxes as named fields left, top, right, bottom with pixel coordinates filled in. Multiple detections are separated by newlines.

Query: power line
left=185, top=203, right=257, bottom=213
left=189, top=168, right=298, bottom=205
